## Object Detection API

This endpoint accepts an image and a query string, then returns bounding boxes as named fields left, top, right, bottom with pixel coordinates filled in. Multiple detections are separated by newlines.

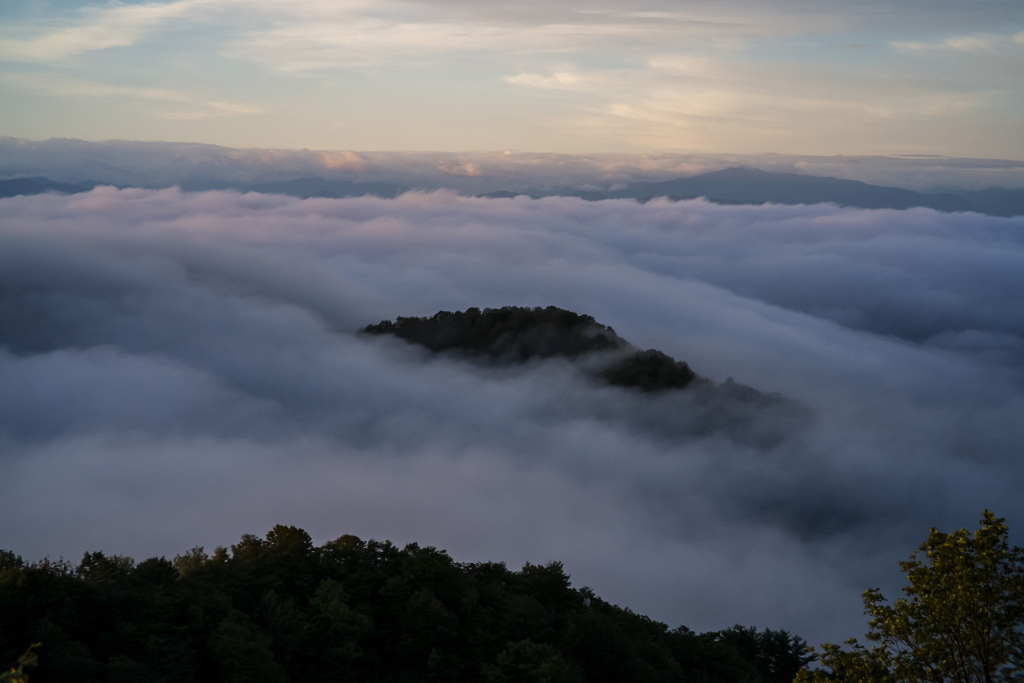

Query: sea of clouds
left=2, top=186, right=1023, bottom=645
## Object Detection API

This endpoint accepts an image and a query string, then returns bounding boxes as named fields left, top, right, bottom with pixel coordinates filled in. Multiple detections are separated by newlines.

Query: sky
left=1, top=0, right=1023, bottom=157
left=2, top=185, right=1024, bottom=648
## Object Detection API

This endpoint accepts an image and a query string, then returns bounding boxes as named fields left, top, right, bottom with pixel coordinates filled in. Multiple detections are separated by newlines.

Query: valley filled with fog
left=2, top=183, right=1023, bottom=645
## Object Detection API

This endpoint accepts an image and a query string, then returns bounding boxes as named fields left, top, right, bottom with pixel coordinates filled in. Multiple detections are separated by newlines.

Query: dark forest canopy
left=364, top=306, right=627, bottom=360
left=363, top=305, right=702, bottom=393
left=1, top=526, right=812, bottom=682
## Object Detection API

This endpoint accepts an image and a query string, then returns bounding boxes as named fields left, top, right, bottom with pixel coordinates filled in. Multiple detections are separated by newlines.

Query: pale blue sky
left=1, top=0, right=1022, bottom=157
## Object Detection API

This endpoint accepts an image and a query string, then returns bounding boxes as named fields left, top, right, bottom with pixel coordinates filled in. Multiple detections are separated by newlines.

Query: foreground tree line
left=0, top=527, right=810, bottom=682
left=4, top=511, right=1021, bottom=682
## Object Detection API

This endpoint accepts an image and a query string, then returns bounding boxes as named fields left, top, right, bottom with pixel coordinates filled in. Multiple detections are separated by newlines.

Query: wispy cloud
left=504, top=67, right=617, bottom=91
left=222, top=12, right=665, bottom=72
left=0, top=73, right=263, bottom=119
left=0, top=0, right=793, bottom=72
left=502, top=51, right=996, bottom=154
left=1, top=1, right=1021, bottom=155
left=0, top=0, right=210, bottom=62
left=893, top=32, right=1024, bottom=53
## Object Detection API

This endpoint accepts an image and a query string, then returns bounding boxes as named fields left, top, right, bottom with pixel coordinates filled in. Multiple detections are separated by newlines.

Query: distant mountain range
left=3, top=167, right=1023, bottom=217
left=485, top=167, right=1024, bottom=217
left=606, top=167, right=975, bottom=212
left=0, top=176, right=101, bottom=197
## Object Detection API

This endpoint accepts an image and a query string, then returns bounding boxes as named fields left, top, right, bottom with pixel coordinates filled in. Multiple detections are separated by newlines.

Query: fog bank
left=2, top=187, right=1022, bottom=644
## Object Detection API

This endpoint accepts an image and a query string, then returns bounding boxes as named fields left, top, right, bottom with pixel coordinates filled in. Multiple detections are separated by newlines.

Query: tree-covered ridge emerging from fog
left=0, top=527, right=812, bottom=683
left=364, top=305, right=730, bottom=394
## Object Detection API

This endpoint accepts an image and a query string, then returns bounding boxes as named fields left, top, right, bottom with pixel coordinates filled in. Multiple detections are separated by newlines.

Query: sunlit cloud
left=316, top=150, right=370, bottom=171
left=436, top=160, right=482, bottom=176
left=504, top=66, right=617, bottom=91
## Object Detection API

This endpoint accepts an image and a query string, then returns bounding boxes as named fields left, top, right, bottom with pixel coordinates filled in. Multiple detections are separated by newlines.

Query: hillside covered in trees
left=362, top=306, right=807, bottom=447
left=365, top=305, right=763, bottom=396
left=1, top=526, right=812, bottom=682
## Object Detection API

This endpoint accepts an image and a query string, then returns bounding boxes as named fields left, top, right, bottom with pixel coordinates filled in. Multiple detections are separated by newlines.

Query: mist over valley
left=2, top=161, right=1023, bottom=647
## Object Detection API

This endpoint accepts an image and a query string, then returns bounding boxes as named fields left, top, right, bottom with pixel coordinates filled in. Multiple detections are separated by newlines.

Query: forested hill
left=363, top=305, right=776, bottom=399
left=364, top=306, right=628, bottom=360
left=0, top=525, right=813, bottom=682
left=363, top=306, right=703, bottom=393
left=363, top=306, right=809, bottom=447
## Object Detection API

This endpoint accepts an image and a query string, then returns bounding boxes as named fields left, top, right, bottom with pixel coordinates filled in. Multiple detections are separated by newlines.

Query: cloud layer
left=2, top=187, right=1023, bottom=646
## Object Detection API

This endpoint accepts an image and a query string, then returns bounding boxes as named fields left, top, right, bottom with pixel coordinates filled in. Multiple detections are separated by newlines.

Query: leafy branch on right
left=798, top=510, right=1024, bottom=682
